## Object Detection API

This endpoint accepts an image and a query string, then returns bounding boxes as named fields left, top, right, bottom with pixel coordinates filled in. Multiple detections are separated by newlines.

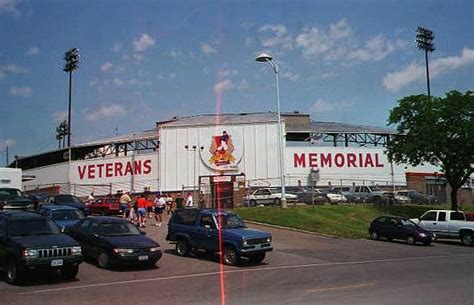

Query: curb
left=244, top=220, right=342, bottom=239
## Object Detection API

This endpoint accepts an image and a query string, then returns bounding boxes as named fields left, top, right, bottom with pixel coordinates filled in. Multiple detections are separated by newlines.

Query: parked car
left=45, top=194, right=87, bottom=214
left=28, top=193, right=49, bottom=209
left=0, top=210, right=83, bottom=284
left=296, top=190, right=328, bottom=205
left=395, top=190, right=438, bottom=204
left=0, top=188, right=34, bottom=211
left=88, top=198, right=121, bottom=215
left=245, top=188, right=298, bottom=206
left=37, top=205, right=85, bottom=229
left=166, top=208, right=273, bottom=265
left=369, top=215, right=436, bottom=246
left=64, top=216, right=162, bottom=268
left=411, top=210, right=474, bottom=246
left=321, top=190, right=348, bottom=204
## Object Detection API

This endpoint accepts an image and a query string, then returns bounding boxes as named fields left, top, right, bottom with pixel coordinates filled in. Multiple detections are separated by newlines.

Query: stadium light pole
left=415, top=27, right=435, bottom=100
left=255, top=53, right=287, bottom=208
left=63, top=48, right=80, bottom=148
left=185, top=144, right=204, bottom=203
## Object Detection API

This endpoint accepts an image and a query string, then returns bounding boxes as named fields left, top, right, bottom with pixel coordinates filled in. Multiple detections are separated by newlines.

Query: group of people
left=118, top=191, right=195, bottom=228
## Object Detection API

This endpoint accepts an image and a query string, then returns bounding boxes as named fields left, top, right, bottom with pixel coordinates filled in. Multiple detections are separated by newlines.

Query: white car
left=245, top=188, right=298, bottom=206
left=322, top=190, right=348, bottom=204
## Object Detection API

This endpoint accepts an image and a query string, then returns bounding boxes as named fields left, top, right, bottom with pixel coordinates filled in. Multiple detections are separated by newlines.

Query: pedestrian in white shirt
left=186, top=192, right=193, bottom=207
left=154, top=194, right=166, bottom=227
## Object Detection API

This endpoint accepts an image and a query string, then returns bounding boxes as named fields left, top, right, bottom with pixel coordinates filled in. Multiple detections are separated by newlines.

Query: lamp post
left=185, top=144, right=204, bottom=202
left=63, top=47, right=80, bottom=148
left=415, top=27, right=435, bottom=100
left=255, top=53, right=287, bottom=208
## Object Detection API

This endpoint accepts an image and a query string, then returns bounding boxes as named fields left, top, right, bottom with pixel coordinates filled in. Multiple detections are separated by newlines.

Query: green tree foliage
left=387, top=90, right=474, bottom=210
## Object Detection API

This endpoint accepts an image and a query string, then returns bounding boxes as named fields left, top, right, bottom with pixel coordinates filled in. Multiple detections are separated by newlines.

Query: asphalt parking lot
left=1, top=213, right=473, bottom=305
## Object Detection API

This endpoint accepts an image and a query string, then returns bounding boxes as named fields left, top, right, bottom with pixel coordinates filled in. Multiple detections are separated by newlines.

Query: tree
left=387, top=90, right=474, bottom=211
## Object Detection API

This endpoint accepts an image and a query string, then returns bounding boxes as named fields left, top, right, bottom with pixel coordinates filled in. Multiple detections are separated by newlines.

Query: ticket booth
left=199, top=174, right=246, bottom=209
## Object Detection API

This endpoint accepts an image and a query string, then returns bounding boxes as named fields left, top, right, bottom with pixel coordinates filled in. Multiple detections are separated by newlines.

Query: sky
left=0, top=0, right=473, bottom=163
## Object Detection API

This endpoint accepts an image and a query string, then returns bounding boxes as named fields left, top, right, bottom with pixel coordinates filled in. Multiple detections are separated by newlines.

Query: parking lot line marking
left=305, top=282, right=376, bottom=294
left=17, top=253, right=473, bottom=296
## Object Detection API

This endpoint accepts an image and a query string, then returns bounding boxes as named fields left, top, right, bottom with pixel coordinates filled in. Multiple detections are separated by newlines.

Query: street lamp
left=255, top=53, right=287, bottom=208
left=185, top=144, right=204, bottom=202
left=415, top=27, right=435, bottom=100
left=63, top=47, right=80, bottom=148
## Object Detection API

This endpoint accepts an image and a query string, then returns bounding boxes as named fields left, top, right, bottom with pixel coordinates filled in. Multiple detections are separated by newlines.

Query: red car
left=88, top=198, right=121, bottom=215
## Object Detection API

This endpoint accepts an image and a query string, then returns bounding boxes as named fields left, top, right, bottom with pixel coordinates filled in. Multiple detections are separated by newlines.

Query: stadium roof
left=158, top=112, right=279, bottom=128
left=288, top=121, right=396, bottom=134
left=74, top=129, right=158, bottom=148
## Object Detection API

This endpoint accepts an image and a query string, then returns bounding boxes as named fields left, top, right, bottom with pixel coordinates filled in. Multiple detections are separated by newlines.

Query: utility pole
left=416, top=27, right=435, bottom=100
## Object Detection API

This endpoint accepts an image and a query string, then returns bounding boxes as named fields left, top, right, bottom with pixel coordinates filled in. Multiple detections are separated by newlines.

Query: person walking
left=119, top=191, right=132, bottom=219
left=186, top=192, right=193, bottom=208
left=166, top=193, right=173, bottom=214
left=136, top=193, right=148, bottom=228
left=154, top=194, right=166, bottom=227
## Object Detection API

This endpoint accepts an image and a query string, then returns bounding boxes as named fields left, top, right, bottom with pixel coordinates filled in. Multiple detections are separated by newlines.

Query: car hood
left=10, top=234, right=79, bottom=248
left=101, top=235, right=159, bottom=248
left=223, top=228, right=271, bottom=239
left=4, top=196, right=33, bottom=206
left=55, top=219, right=81, bottom=229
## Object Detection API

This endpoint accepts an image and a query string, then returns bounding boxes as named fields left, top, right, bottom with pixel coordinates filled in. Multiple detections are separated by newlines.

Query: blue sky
left=1, top=0, right=473, bottom=161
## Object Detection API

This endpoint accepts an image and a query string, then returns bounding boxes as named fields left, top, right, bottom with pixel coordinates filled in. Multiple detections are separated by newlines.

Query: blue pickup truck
left=166, top=209, right=273, bottom=265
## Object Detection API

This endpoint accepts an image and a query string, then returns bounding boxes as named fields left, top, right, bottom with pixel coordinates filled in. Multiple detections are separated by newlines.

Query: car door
left=384, top=217, right=400, bottom=240
left=194, top=214, right=218, bottom=251
left=418, top=211, right=439, bottom=233
left=69, top=219, right=95, bottom=257
left=435, top=211, right=449, bottom=236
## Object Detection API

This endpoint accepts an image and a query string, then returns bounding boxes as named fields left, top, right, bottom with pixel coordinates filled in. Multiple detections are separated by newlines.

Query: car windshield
left=100, top=221, right=142, bottom=236
left=216, top=214, right=246, bottom=229
left=0, top=189, right=23, bottom=199
left=9, top=219, right=60, bottom=236
left=400, top=219, right=417, bottom=227
left=55, top=195, right=82, bottom=203
left=52, top=209, right=84, bottom=221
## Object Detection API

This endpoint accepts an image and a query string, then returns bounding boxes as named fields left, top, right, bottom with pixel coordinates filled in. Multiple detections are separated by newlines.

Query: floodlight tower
left=415, top=27, right=435, bottom=100
left=63, top=48, right=80, bottom=147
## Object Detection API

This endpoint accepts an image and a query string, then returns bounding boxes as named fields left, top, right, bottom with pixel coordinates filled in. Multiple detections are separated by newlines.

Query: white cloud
left=237, top=79, right=249, bottom=90
left=244, top=37, right=253, bottom=47
left=296, top=18, right=398, bottom=64
left=51, top=111, right=68, bottom=123
left=169, top=50, right=183, bottom=58
left=132, top=34, right=155, bottom=52
left=201, top=43, right=217, bottom=55
left=281, top=71, right=301, bottom=82
left=85, top=104, right=126, bottom=121
left=0, top=0, right=21, bottom=16
left=0, top=139, right=15, bottom=150
left=113, top=78, right=125, bottom=87
left=100, top=62, right=113, bottom=72
left=25, top=47, right=39, bottom=56
left=0, top=64, right=29, bottom=79
left=89, top=79, right=98, bottom=87
left=111, top=43, right=122, bottom=52
left=310, top=98, right=354, bottom=113
left=259, top=24, right=293, bottom=50
left=9, top=86, right=32, bottom=97
left=214, top=79, right=234, bottom=94
left=217, top=69, right=238, bottom=77
left=169, top=73, right=176, bottom=80
left=382, top=47, right=474, bottom=92
left=133, top=53, right=144, bottom=61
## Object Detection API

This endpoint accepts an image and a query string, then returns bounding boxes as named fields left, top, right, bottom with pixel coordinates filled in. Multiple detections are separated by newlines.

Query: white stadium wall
left=159, top=122, right=281, bottom=191
left=23, top=162, right=69, bottom=191
left=286, top=146, right=439, bottom=187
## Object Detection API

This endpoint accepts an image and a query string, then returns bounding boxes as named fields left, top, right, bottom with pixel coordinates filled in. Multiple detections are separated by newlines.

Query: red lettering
left=294, top=153, right=306, bottom=168
left=78, top=166, right=86, bottom=180
left=334, top=153, right=345, bottom=168
left=359, top=153, right=364, bottom=167
left=347, top=153, right=357, bottom=167
left=320, top=153, right=332, bottom=167
left=143, top=160, right=152, bottom=174
left=375, top=154, right=384, bottom=168
left=96, top=163, right=104, bottom=178
left=125, top=162, right=133, bottom=175
left=365, top=154, right=374, bottom=167
left=134, top=160, right=142, bottom=175
left=88, top=164, right=95, bottom=179
left=115, top=162, right=123, bottom=176
left=106, top=163, right=113, bottom=177
left=308, top=153, right=318, bottom=167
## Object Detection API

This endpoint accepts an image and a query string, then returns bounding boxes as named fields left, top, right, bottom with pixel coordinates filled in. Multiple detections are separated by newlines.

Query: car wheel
left=249, top=253, right=266, bottom=264
left=6, top=260, right=23, bottom=284
left=273, top=198, right=281, bottom=206
left=422, top=240, right=432, bottom=246
left=176, top=239, right=190, bottom=256
left=461, top=233, right=473, bottom=246
left=223, top=246, right=239, bottom=266
left=249, top=200, right=257, bottom=207
left=406, top=236, right=416, bottom=245
left=97, top=252, right=110, bottom=268
left=62, top=265, right=79, bottom=280
left=370, top=231, right=379, bottom=240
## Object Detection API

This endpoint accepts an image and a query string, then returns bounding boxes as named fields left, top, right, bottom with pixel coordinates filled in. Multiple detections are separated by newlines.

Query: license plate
left=138, top=255, right=149, bottom=261
left=255, top=244, right=262, bottom=250
left=51, top=259, right=63, bottom=267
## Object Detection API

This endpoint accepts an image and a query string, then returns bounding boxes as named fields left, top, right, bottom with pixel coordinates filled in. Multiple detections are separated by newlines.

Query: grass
left=235, top=204, right=474, bottom=239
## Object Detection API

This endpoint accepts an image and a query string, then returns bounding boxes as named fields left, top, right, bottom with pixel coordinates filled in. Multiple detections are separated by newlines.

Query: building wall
left=159, top=122, right=281, bottom=191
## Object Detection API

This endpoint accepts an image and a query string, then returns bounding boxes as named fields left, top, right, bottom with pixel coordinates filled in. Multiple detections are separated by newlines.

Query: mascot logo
left=209, top=131, right=236, bottom=169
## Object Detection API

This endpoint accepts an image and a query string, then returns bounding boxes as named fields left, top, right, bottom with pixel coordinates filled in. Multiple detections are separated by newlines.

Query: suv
left=166, top=209, right=273, bottom=265
left=0, top=210, right=83, bottom=284
left=0, top=188, right=34, bottom=211
left=46, top=194, right=87, bottom=214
